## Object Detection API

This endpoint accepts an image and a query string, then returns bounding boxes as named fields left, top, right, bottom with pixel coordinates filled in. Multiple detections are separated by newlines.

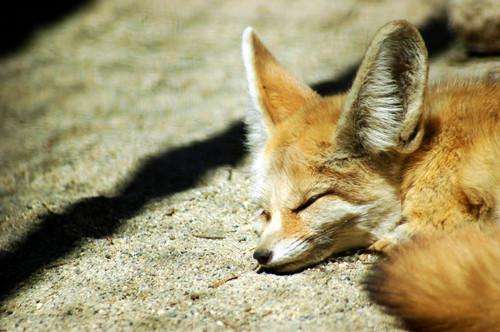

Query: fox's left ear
left=336, top=20, right=428, bottom=155
left=242, top=27, right=318, bottom=146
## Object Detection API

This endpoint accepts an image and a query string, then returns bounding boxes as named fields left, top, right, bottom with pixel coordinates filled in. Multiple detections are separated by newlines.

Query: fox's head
left=242, top=21, right=428, bottom=272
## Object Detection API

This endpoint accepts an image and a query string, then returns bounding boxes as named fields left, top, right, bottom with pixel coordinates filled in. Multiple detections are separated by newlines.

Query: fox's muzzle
left=253, top=248, right=272, bottom=265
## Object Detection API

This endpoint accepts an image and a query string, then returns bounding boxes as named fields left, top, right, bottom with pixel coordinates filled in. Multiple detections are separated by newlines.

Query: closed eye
left=292, top=191, right=332, bottom=213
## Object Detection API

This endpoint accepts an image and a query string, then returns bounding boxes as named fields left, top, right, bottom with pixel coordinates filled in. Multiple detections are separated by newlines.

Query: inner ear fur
left=336, top=20, right=429, bottom=155
left=242, top=27, right=318, bottom=130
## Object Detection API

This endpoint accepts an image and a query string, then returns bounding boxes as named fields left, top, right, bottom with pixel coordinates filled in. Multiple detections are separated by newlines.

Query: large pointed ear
left=336, top=20, right=428, bottom=155
left=242, top=27, right=317, bottom=134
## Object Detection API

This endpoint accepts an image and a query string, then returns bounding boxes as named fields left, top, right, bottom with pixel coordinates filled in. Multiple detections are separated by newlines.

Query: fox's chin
left=260, top=261, right=314, bottom=274
left=259, top=249, right=333, bottom=274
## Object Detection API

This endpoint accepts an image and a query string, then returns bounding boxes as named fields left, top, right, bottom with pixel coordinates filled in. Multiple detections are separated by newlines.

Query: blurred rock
left=449, top=0, right=500, bottom=54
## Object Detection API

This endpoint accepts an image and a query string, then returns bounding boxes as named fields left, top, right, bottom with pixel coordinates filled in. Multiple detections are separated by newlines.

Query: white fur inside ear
left=339, top=22, right=428, bottom=154
left=245, top=105, right=268, bottom=154
left=242, top=27, right=272, bottom=198
left=359, top=55, right=407, bottom=151
left=360, top=38, right=426, bottom=152
left=242, top=27, right=266, bottom=118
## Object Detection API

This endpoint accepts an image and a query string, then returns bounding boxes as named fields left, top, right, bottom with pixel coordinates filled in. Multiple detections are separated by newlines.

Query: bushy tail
left=365, top=225, right=500, bottom=331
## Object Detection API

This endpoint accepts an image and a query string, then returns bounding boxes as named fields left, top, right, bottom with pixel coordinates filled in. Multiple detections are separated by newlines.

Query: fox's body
left=242, top=20, right=499, bottom=330
left=400, top=81, right=499, bottom=232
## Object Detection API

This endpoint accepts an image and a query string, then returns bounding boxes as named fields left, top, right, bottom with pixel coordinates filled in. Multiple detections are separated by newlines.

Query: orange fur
left=366, top=226, right=500, bottom=331
left=401, top=81, right=500, bottom=232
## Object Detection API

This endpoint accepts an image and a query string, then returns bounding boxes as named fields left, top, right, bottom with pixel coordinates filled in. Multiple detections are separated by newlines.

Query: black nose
left=253, top=249, right=272, bottom=265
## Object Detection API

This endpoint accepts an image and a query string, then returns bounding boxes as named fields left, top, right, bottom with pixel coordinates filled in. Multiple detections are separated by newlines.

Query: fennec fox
left=242, top=20, right=499, bottom=330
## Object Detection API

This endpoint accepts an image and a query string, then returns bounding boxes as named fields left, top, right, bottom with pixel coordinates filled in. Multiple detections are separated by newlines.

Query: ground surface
left=0, top=1, right=498, bottom=331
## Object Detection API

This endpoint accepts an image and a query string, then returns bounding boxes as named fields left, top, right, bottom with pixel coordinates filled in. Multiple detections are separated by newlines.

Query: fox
left=241, top=20, right=499, bottom=330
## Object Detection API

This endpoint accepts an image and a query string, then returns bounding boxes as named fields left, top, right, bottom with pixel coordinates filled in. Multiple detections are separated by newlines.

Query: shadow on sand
left=0, top=1, right=95, bottom=57
left=0, top=122, right=246, bottom=301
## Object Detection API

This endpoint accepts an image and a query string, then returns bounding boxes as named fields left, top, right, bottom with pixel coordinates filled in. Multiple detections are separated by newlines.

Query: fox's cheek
left=304, top=199, right=367, bottom=229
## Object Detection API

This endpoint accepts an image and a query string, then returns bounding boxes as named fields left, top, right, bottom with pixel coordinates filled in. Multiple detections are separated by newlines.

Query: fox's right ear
left=336, top=20, right=428, bottom=155
left=242, top=27, right=317, bottom=146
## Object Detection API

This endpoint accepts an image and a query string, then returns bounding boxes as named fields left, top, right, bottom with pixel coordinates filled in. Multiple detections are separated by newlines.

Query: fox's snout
left=253, top=248, right=272, bottom=265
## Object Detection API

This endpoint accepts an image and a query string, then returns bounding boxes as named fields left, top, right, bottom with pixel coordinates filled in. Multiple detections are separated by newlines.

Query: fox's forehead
left=268, top=95, right=344, bottom=155
left=259, top=149, right=322, bottom=210
left=257, top=96, right=346, bottom=207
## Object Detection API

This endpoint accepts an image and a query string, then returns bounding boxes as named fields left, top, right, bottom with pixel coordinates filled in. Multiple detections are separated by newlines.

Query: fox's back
left=401, top=80, right=500, bottom=230
left=427, top=80, right=499, bottom=142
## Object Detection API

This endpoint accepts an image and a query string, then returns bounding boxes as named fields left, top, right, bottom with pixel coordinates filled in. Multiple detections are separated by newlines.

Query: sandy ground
left=0, top=1, right=498, bottom=330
